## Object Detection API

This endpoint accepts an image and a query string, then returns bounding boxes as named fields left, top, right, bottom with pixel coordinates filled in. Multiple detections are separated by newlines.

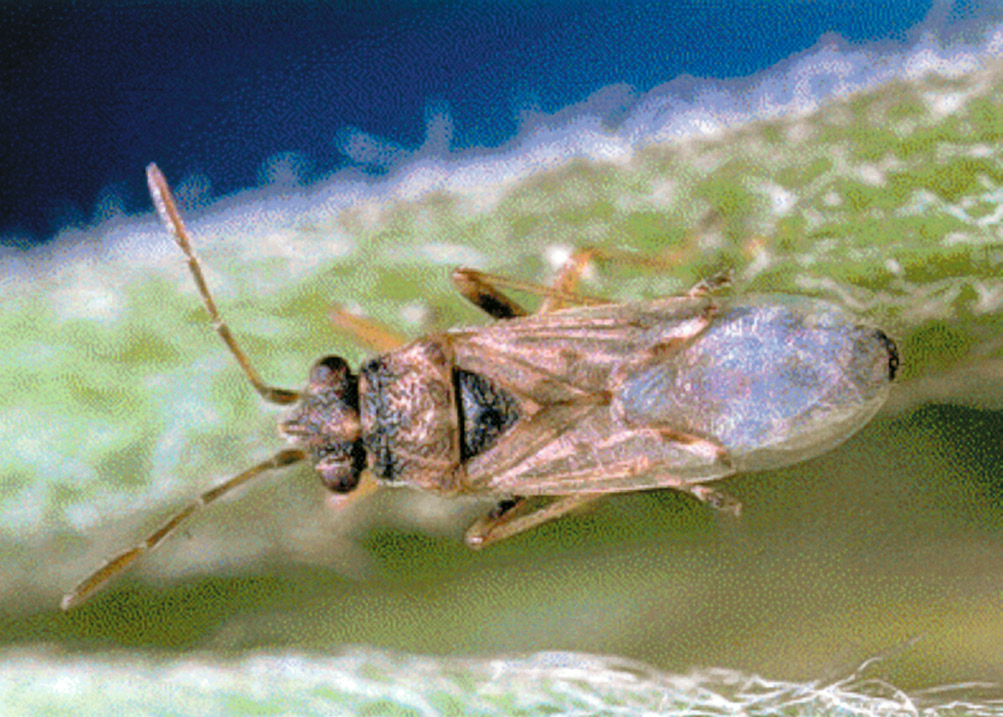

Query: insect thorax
left=359, top=338, right=520, bottom=493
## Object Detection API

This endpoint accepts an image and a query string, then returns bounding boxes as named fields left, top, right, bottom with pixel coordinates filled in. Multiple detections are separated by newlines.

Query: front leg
left=328, top=305, right=408, bottom=353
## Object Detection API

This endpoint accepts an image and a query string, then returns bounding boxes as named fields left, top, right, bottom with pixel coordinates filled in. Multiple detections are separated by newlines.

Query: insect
left=61, top=164, right=899, bottom=610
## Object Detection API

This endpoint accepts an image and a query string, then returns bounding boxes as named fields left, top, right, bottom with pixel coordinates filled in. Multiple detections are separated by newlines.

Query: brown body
left=60, top=165, right=897, bottom=610
left=340, top=295, right=715, bottom=498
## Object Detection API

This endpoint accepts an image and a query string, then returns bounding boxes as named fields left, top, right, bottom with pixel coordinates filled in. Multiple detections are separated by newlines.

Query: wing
left=449, top=294, right=711, bottom=407
left=462, top=401, right=733, bottom=496
left=448, top=294, right=729, bottom=496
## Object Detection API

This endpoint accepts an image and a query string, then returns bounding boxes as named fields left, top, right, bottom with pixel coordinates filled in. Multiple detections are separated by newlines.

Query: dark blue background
left=0, top=0, right=986, bottom=244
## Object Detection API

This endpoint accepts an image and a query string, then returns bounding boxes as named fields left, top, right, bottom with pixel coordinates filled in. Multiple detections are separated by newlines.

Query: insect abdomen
left=616, top=295, right=897, bottom=472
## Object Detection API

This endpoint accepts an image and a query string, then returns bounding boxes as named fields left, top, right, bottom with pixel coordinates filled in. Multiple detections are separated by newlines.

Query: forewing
left=449, top=295, right=708, bottom=406
left=463, top=402, right=734, bottom=496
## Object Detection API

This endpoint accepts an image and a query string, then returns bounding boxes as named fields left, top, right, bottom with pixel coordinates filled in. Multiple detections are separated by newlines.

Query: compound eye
left=314, top=441, right=366, bottom=493
left=309, top=355, right=351, bottom=387
left=316, top=461, right=360, bottom=494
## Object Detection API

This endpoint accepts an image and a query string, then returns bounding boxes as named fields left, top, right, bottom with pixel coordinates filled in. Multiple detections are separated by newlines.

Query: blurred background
left=2, top=0, right=993, bottom=245
left=1, top=1, right=1001, bottom=713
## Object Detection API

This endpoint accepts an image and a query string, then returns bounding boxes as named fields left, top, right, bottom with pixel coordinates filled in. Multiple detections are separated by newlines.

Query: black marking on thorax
left=358, top=346, right=521, bottom=484
left=358, top=355, right=400, bottom=482
left=455, top=369, right=521, bottom=461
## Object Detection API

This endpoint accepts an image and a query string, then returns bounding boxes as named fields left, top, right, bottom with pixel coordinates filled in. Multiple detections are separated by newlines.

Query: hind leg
left=453, top=245, right=729, bottom=319
left=464, top=494, right=601, bottom=549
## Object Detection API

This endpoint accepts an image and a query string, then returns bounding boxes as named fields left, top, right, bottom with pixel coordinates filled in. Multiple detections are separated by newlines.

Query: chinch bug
left=61, top=164, right=899, bottom=609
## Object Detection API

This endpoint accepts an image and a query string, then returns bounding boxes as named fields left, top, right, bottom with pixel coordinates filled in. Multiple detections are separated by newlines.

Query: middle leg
left=464, top=494, right=602, bottom=549
left=451, top=266, right=608, bottom=320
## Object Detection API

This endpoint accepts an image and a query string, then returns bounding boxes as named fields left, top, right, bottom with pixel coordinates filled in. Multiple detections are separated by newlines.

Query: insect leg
left=61, top=448, right=306, bottom=610
left=452, top=245, right=689, bottom=317
left=465, top=483, right=742, bottom=551
left=650, top=474, right=742, bottom=517
left=464, top=494, right=601, bottom=549
left=685, top=484, right=742, bottom=516
left=538, top=246, right=606, bottom=313
left=463, top=246, right=679, bottom=314
left=685, top=271, right=732, bottom=299
left=451, top=267, right=608, bottom=318
left=328, top=305, right=408, bottom=352
left=146, top=164, right=300, bottom=405
left=542, top=246, right=732, bottom=312
left=455, top=247, right=731, bottom=318
left=541, top=246, right=685, bottom=312
left=451, top=267, right=530, bottom=319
